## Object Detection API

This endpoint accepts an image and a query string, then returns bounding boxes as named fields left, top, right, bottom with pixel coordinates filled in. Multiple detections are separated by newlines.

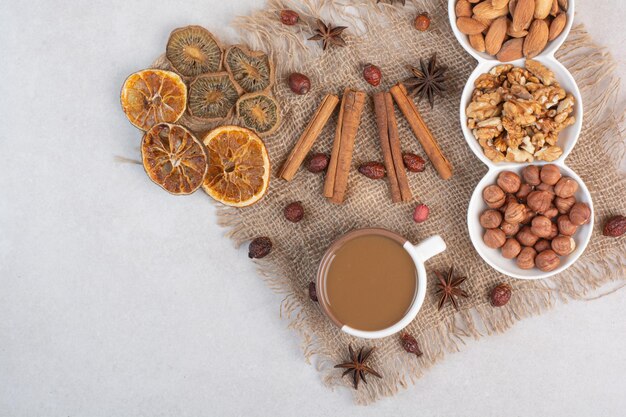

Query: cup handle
left=411, top=235, right=446, bottom=263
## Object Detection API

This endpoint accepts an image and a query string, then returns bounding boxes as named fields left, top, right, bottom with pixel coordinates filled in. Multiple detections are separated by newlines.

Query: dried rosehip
left=248, top=237, right=272, bottom=259
left=490, top=283, right=511, bottom=307
left=284, top=201, right=304, bottom=223
left=402, top=153, right=426, bottom=172
left=413, top=204, right=429, bottom=223
left=358, top=161, right=386, bottom=179
left=309, top=282, right=318, bottom=302
left=306, top=153, right=329, bottom=173
left=362, top=64, right=382, bottom=87
left=603, top=215, right=626, bottom=237
left=414, top=12, right=431, bottom=31
left=400, top=332, right=423, bottom=357
left=280, top=9, right=299, bottom=26
left=288, top=72, right=311, bottom=95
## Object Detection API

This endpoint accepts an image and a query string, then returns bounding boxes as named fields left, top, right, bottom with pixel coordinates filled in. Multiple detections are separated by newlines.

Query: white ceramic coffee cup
left=316, top=228, right=446, bottom=339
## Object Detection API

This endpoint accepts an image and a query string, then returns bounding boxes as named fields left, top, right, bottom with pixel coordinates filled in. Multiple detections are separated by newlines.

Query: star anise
left=404, top=53, right=448, bottom=109
left=377, top=0, right=407, bottom=5
left=334, top=344, right=382, bottom=390
left=435, top=266, right=468, bottom=311
left=308, top=19, right=347, bottom=50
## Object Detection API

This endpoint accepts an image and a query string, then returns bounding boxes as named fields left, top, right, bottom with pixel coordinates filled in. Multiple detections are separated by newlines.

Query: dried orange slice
left=141, top=123, right=208, bottom=195
left=121, top=69, right=187, bottom=131
left=202, top=126, right=270, bottom=207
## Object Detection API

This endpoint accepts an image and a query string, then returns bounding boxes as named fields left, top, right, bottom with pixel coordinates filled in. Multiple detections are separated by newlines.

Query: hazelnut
left=527, top=190, right=554, bottom=213
left=516, top=247, right=537, bottom=270
left=543, top=206, right=559, bottom=219
left=501, top=238, right=522, bottom=259
left=288, top=73, right=311, bottom=95
left=535, top=250, right=561, bottom=272
left=516, top=183, right=533, bottom=200
left=480, top=209, right=503, bottom=229
left=521, top=209, right=536, bottom=225
left=547, top=223, right=559, bottom=239
left=504, top=201, right=526, bottom=224
left=501, top=221, right=521, bottom=237
left=490, top=283, right=512, bottom=307
left=554, top=177, right=579, bottom=198
left=530, top=215, right=553, bottom=238
left=551, top=235, right=576, bottom=256
left=522, top=165, right=541, bottom=186
left=483, top=228, right=506, bottom=249
left=536, top=182, right=555, bottom=194
left=569, top=202, right=591, bottom=226
left=534, top=239, right=551, bottom=253
left=557, top=215, right=578, bottom=236
left=497, top=171, right=522, bottom=193
left=540, top=164, right=562, bottom=185
left=555, top=196, right=576, bottom=214
left=516, top=226, right=539, bottom=247
left=499, top=194, right=518, bottom=213
left=483, top=185, right=506, bottom=208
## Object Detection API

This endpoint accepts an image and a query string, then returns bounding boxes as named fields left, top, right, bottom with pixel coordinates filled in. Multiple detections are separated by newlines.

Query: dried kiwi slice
left=166, top=26, right=223, bottom=77
left=236, top=92, right=280, bottom=136
left=224, top=45, right=274, bottom=93
left=188, top=72, right=241, bottom=121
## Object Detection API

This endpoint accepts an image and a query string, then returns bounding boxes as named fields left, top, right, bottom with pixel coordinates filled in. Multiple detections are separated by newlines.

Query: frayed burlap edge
left=153, top=0, right=626, bottom=405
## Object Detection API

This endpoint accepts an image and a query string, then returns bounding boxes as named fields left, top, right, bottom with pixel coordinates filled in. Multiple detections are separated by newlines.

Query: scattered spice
left=306, top=153, right=329, bottom=173
left=414, top=13, right=431, bottom=31
left=363, top=64, right=382, bottom=87
left=413, top=204, right=430, bottom=223
left=603, top=215, right=626, bottom=237
left=288, top=72, right=311, bottom=95
left=284, top=202, right=304, bottom=223
left=280, top=9, right=299, bottom=26
left=435, top=267, right=469, bottom=311
left=403, top=53, right=447, bottom=109
left=402, top=153, right=426, bottom=172
left=308, top=19, right=347, bottom=50
left=308, top=282, right=318, bottom=302
left=358, top=162, right=386, bottom=179
left=400, top=332, right=423, bottom=357
left=334, top=345, right=382, bottom=390
left=490, top=283, right=512, bottom=307
left=248, top=237, right=272, bottom=259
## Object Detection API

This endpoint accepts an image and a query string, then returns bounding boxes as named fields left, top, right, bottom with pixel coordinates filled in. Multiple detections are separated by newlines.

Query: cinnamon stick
left=373, top=92, right=413, bottom=202
left=390, top=83, right=454, bottom=180
left=279, top=94, right=340, bottom=181
left=324, top=88, right=366, bottom=204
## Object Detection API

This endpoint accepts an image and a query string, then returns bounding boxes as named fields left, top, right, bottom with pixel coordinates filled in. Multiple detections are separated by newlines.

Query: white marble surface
left=0, top=1, right=624, bottom=416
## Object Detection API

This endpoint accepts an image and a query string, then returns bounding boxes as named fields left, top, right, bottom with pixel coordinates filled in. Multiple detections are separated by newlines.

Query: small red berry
left=362, top=64, right=382, bottom=87
left=413, top=204, right=430, bottom=223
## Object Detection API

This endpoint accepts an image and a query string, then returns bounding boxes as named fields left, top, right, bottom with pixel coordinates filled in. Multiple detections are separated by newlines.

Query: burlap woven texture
left=155, top=0, right=625, bottom=404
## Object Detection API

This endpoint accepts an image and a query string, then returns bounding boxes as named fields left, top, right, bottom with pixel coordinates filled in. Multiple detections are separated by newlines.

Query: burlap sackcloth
left=154, top=0, right=625, bottom=404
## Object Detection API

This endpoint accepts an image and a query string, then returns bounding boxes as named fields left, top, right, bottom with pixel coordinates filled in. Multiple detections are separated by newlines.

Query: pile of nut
left=466, top=60, right=575, bottom=163
left=455, top=0, right=569, bottom=61
left=480, top=164, right=591, bottom=272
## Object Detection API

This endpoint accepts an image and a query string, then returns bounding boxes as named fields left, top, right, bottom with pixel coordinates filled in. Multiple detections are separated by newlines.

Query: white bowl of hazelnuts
left=468, top=163, right=593, bottom=279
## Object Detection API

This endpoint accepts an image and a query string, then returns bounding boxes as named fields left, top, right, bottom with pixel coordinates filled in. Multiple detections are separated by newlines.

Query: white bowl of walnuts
left=467, top=163, right=593, bottom=279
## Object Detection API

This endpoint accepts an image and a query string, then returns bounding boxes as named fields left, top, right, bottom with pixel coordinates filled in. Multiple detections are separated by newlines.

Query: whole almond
left=472, top=14, right=494, bottom=30
left=457, top=17, right=487, bottom=35
left=486, top=16, right=508, bottom=55
left=534, top=0, right=552, bottom=19
left=512, top=0, right=535, bottom=32
left=492, top=0, right=510, bottom=8
left=468, top=0, right=481, bottom=3
left=548, top=12, right=567, bottom=41
left=469, top=33, right=486, bottom=52
left=558, top=0, right=568, bottom=11
left=523, top=19, right=549, bottom=58
left=550, top=0, right=559, bottom=16
left=456, top=0, right=473, bottom=17
left=497, top=38, right=524, bottom=61
left=473, top=1, right=509, bottom=19
left=509, top=0, right=517, bottom=15
left=507, top=26, right=528, bottom=38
